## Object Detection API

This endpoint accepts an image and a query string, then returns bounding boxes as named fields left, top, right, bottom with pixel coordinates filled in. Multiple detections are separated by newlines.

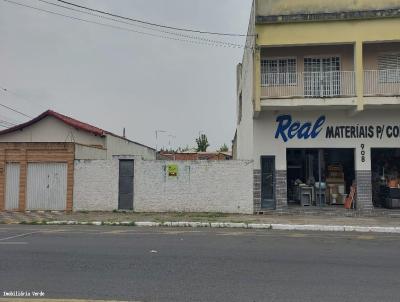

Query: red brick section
left=158, top=152, right=232, bottom=160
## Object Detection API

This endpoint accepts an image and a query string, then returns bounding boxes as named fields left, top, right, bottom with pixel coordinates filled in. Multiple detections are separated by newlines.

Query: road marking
left=287, top=233, right=308, bottom=238
left=0, top=231, right=39, bottom=241
left=356, top=235, right=376, bottom=240
left=216, top=231, right=247, bottom=236
left=101, top=230, right=129, bottom=234
left=0, top=241, right=28, bottom=244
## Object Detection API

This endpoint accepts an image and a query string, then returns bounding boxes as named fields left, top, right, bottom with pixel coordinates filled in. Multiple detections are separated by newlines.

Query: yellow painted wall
left=256, top=0, right=400, bottom=16
left=256, top=18, right=400, bottom=47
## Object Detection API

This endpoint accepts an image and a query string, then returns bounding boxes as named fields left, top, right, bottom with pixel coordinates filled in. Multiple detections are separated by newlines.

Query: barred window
left=261, top=58, right=297, bottom=86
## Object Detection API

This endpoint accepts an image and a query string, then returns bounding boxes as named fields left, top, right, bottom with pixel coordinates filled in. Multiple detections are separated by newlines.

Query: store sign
left=275, top=114, right=400, bottom=142
left=167, top=164, right=178, bottom=177
left=275, top=114, right=326, bottom=142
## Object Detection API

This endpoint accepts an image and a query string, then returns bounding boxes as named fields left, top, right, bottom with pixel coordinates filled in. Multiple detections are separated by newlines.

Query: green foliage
left=177, top=145, right=190, bottom=152
left=218, top=143, right=229, bottom=152
left=196, top=134, right=210, bottom=152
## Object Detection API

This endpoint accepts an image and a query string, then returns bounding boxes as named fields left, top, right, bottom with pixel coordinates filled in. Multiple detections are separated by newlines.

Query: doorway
left=118, top=160, right=134, bottom=210
left=304, top=57, right=341, bottom=97
left=261, top=156, right=276, bottom=209
left=371, top=148, right=400, bottom=209
left=287, top=148, right=355, bottom=207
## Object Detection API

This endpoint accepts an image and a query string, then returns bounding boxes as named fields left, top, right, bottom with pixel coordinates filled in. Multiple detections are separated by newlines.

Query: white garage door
left=5, top=163, right=20, bottom=210
left=26, top=163, right=67, bottom=210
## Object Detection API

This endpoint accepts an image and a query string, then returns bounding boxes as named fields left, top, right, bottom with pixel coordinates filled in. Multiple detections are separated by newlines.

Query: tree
left=196, top=134, right=209, bottom=152
left=218, top=144, right=229, bottom=152
left=177, top=145, right=190, bottom=152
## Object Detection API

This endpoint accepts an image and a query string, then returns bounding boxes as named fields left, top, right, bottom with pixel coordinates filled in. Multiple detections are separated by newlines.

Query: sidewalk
left=1, top=211, right=400, bottom=233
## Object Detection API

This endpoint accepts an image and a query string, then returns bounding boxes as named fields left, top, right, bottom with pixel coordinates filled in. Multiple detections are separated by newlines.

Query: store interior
left=371, top=148, right=400, bottom=209
left=287, top=148, right=355, bottom=207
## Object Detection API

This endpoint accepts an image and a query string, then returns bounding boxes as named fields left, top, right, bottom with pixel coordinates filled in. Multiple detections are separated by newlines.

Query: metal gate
left=5, top=163, right=20, bottom=210
left=26, top=163, right=67, bottom=210
left=261, top=156, right=276, bottom=210
left=118, top=160, right=134, bottom=210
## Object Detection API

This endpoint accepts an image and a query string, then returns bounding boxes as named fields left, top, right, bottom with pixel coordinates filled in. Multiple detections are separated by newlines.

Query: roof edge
left=256, top=7, right=400, bottom=24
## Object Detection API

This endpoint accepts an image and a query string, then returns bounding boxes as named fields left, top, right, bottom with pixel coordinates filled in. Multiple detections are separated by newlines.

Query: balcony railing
left=261, top=71, right=356, bottom=98
left=364, top=70, right=400, bottom=96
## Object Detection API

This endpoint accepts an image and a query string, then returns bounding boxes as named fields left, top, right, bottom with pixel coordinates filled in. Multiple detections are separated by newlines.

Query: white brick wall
left=73, top=159, right=254, bottom=214
left=73, top=159, right=119, bottom=211
left=134, top=160, right=254, bottom=214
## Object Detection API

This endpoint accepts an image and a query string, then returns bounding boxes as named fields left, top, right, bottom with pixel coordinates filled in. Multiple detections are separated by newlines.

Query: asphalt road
left=1, top=225, right=400, bottom=302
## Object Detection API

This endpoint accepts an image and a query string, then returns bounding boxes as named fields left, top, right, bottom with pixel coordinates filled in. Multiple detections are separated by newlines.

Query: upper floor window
left=378, top=53, right=400, bottom=83
left=261, top=58, right=297, bottom=86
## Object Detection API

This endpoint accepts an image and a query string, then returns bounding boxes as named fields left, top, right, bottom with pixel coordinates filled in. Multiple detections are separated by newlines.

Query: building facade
left=234, top=0, right=400, bottom=212
left=0, top=110, right=155, bottom=211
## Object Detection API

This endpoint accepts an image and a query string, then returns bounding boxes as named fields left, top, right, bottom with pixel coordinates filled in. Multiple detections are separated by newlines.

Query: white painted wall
left=105, top=134, right=155, bottom=160
left=134, top=160, right=254, bottom=214
left=253, top=109, right=400, bottom=170
left=75, top=144, right=107, bottom=160
left=235, top=2, right=256, bottom=160
left=0, top=116, right=105, bottom=147
left=73, top=159, right=254, bottom=214
left=73, top=159, right=119, bottom=211
left=0, top=116, right=155, bottom=160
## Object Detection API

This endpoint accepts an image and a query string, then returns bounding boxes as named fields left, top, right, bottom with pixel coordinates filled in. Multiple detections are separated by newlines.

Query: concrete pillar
left=253, top=169, right=261, bottom=212
left=356, top=171, right=373, bottom=212
left=275, top=170, right=288, bottom=209
left=253, top=48, right=261, bottom=115
left=355, top=144, right=373, bottom=212
left=354, top=41, right=364, bottom=111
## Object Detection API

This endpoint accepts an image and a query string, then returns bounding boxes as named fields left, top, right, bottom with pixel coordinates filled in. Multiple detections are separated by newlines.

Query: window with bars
left=261, top=58, right=297, bottom=86
left=378, top=53, right=400, bottom=83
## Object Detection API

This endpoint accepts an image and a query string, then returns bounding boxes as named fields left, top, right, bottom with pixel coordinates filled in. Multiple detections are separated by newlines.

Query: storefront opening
left=287, top=148, right=355, bottom=208
left=371, top=148, right=400, bottom=209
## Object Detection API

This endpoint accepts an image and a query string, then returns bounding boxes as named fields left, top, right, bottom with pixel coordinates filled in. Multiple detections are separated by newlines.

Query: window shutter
left=378, top=53, right=400, bottom=83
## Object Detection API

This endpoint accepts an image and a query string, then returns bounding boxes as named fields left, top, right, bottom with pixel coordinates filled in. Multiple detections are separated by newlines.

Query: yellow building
left=235, top=0, right=400, bottom=213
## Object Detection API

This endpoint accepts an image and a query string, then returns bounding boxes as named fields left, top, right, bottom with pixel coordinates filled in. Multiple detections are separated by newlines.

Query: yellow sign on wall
left=167, top=164, right=178, bottom=177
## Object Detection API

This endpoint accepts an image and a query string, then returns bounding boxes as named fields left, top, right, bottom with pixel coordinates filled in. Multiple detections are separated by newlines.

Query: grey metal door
left=5, top=163, right=20, bottom=210
left=118, top=160, right=134, bottom=210
left=261, top=156, right=276, bottom=209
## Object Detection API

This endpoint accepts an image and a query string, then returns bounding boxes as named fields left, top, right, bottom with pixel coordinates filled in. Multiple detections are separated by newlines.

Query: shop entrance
left=371, top=149, right=400, bottom=209
left=287, top=148, right=355, bottom=207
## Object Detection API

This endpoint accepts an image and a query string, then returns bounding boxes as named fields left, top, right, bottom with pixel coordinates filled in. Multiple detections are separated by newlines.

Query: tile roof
left=0, top=110, right=155, bottom=150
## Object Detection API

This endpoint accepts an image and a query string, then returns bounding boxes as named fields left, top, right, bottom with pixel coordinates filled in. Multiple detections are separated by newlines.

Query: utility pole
left=155, top=130, right=167, bottom=151
left=168, top=134, right=176, bottom=151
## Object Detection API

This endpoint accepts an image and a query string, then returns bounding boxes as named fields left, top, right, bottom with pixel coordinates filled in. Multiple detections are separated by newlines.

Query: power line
left=35, top=0, right=248, bottom=49
left=3, top=0, right=248, bottom=49
left=56, top=0, right=253, bottom=37
left=0, top=86, right=34, bottom=118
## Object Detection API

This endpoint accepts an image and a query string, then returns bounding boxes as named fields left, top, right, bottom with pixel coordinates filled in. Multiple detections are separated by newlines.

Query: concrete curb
left=28, top=220, right=400, bottom=233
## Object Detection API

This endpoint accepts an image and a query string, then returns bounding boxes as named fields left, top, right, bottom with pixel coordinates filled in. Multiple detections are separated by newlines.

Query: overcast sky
left=0, top=0, right=252, bottom=150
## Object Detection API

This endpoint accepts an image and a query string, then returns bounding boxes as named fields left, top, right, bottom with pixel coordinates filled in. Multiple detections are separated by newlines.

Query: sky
left=0, top=0, right=253, bottom=150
